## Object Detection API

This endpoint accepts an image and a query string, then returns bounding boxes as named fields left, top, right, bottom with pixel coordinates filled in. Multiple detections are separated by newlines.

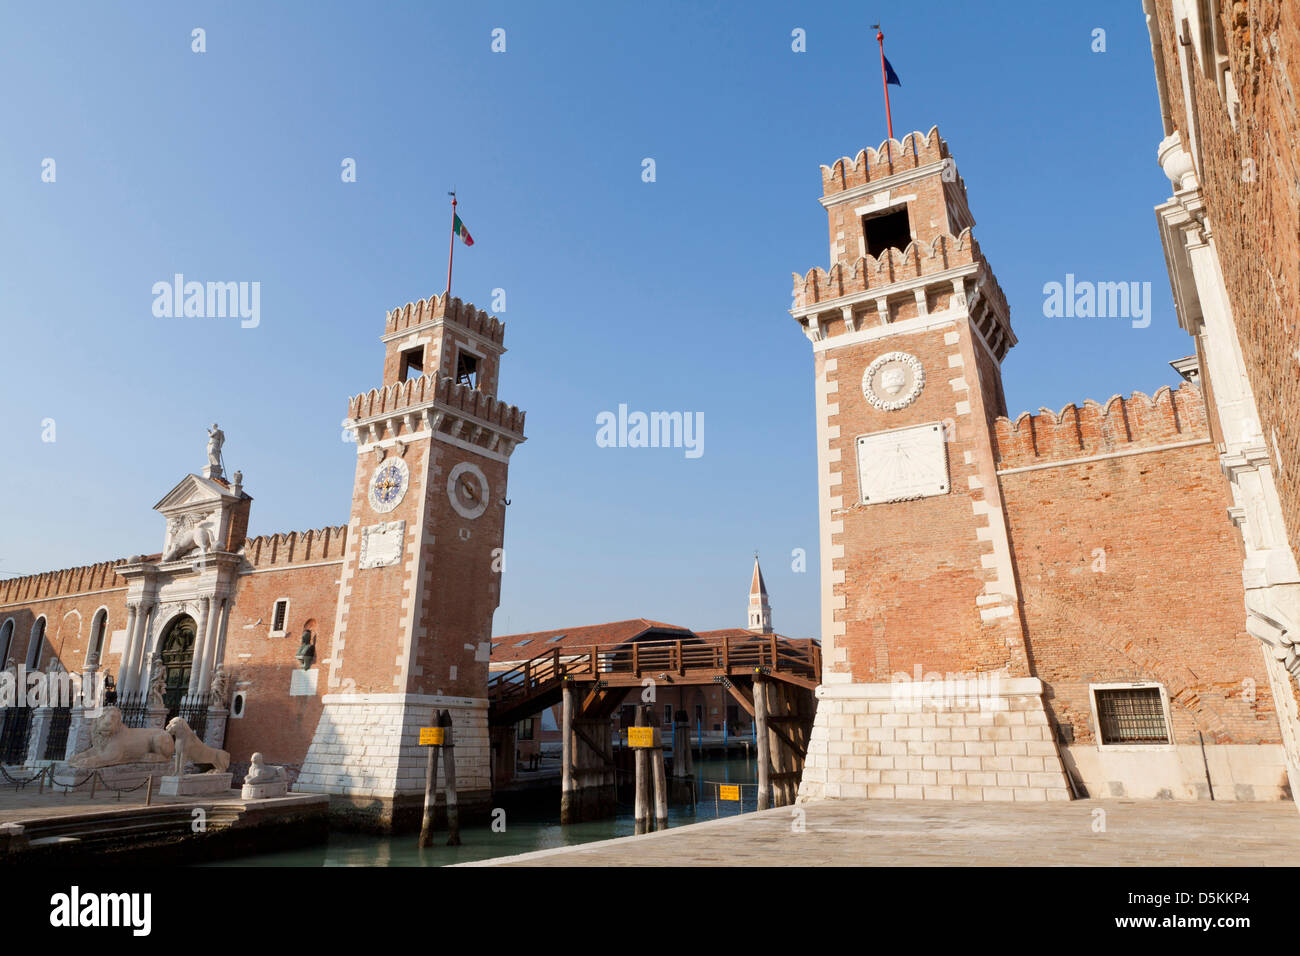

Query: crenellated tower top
left=380, top=292, right=508, bottom=398
left=792, top=125, right=1015, bottom=363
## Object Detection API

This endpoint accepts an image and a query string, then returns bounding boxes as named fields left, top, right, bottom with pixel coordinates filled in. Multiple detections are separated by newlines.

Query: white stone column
left=1184, top=225, right=1260, bottom=449
left=116, top=603, right=137, bottom=693
left=120, top=603, right=146, bottom=697
left=199, top=598, right=226, bottom=694
left=131, top=605, right=157, bottom=696
left=188, top=597, right=211, bottom=697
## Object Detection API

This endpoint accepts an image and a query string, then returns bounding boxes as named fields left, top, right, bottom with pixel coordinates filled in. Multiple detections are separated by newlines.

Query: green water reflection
left=204, top=754, right=760, bottom=867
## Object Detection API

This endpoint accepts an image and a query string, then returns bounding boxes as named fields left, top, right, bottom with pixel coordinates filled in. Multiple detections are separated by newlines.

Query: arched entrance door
left=158, top=615, right=197, bottom=717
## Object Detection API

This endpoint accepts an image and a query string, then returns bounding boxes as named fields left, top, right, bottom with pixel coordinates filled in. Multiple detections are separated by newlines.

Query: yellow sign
left=419, top=727, right=445, bottom=746
left=627, top=727, right=656, bottom=748
left=718, top=784, right=741, bottom=802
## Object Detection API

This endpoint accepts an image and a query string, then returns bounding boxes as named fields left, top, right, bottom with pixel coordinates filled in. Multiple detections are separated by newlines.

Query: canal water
left=204, top=754, right=760, bottom=867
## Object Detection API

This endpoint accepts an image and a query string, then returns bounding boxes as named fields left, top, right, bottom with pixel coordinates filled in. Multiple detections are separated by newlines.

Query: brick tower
left=791, top=128, right=1070, bottom=802
left=296, top=293, right=527, bottom=827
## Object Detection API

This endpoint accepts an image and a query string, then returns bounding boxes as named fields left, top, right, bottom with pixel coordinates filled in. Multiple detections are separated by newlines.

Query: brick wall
left=221, top=531, right=346, bottom=776
left=1149, top=0, right=1300, bottom=571
left=995, top=388, right=1279, bottom=747
left=0, top=562, right=128, bottom=676
left=825, top=318, right=1030, bottom=682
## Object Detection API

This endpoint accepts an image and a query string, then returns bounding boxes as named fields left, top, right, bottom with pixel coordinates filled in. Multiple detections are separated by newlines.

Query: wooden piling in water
left=418, top=729, right=441, bottom=848
left=753, top=676, right=771, bottom=810
left=672, top=709, right=693, bottom=778
left=439, top=709, right=461, bottom=846
left=651, top=711, right=668, bottom=829
left=560, top=679, right=575, bottom=825
left=634, top=706, right=651, bottom=834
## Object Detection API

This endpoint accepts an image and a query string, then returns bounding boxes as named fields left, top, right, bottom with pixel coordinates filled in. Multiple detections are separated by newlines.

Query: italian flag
left=453, top=213, right=474, bottom=247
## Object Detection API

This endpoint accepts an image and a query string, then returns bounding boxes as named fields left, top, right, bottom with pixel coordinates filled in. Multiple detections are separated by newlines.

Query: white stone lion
left=67, top=707, right=174, bottom=769
left=166, top=716, right=230, bottom=774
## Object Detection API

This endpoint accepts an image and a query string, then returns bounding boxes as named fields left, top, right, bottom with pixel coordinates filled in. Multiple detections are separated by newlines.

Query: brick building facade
left=791, top=125, right=1291, bottom=804
left=1143, top=0, right=1300, bottom=806
left=0, top=292, right=525, bottom=829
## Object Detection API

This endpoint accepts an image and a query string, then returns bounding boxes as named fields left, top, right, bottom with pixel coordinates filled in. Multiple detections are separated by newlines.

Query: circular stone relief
left=862, top=351, right=926, bottom=411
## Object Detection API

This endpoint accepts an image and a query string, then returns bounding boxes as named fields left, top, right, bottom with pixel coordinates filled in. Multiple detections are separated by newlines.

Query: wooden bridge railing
left=489, top=636, right=821, bottom=712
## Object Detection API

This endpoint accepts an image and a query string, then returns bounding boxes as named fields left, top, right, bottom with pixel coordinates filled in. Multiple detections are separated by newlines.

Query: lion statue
left=67, top=706, right=174, bottom=769
left=166, top=716, right=230, bottom=774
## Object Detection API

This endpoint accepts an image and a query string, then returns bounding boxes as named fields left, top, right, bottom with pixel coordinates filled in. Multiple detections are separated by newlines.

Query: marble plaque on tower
left=855, top=422, right=950, bottom=504
left=359, top=520, right=405, bottom=569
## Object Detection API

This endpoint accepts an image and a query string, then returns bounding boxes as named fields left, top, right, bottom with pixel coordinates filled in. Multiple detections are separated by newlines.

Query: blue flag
left=882, top=54, right=901, bottom=86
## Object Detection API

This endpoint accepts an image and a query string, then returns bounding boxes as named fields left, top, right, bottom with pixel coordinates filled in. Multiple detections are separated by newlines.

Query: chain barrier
left=0, top=764, right=48, bottom=789
left=2, top=763, right=157, bottom=799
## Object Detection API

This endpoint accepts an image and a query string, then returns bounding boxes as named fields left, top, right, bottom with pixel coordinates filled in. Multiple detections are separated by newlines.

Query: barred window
left=517, top=718, right=534, bottom=740
left=271, top=599, right=289, bottom=633
left=1095, top=687, right=1169, bottom=745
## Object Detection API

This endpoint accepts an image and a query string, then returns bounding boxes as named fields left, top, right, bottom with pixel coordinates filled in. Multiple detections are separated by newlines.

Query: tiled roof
left=491, top=620, right=812, bottom=665
left=490, top=618, right=693, bottom=663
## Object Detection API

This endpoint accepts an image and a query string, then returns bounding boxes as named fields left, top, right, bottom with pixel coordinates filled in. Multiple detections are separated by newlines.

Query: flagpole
left=875, top=26, right=894, bottom=163
left=446, top=192, right=457, bottom=297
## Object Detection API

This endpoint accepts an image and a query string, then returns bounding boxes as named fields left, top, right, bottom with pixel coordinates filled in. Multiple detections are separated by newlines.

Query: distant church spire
left=747, top=554, right=773, bottom=634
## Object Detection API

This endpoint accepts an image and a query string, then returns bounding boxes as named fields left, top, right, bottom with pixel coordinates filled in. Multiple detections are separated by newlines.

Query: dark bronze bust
left=295, top=629, right=316, bottom=671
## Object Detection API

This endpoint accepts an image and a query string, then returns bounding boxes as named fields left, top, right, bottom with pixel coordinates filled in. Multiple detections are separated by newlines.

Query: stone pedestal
left=146, top=705, right=168, bottom=730
left=798, top=677, right=1073, bottom=803
left=159, top=772, right=234, bottom=796
left=241, top=779, right=289, bottom=800
left=51, top=761, right=170, bottom=792
left=64, top=706, right=94, bottom=763
left=203, top=706, right=229, bottom=751
left=24, top=707, right=53, bottom=766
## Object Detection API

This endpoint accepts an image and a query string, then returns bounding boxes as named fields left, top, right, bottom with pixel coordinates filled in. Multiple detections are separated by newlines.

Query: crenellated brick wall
left=820, top=126, right=950, bottom=193
left=242, top=525, right=348, bottom=568
left=994, top=384, right=1209, bottom=470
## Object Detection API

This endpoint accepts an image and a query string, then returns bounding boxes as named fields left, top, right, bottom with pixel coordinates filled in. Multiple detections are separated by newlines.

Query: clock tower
left=296, top=292, right=526, bottom=828
left=792, top=128, right=1071, bottom=802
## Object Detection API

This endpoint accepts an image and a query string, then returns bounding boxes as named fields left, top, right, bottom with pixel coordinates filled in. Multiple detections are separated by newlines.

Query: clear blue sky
left=0, top=1, right=1184, bottom=640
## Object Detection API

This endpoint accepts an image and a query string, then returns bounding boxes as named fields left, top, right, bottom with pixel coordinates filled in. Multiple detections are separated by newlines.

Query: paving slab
left=464, top=799, right=1300, bottom=866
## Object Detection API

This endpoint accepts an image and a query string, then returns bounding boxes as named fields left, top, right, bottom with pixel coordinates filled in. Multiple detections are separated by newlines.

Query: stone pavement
left=467, top=799, right=1300, bottom=866
left=0, top=784, right=236, bottom=825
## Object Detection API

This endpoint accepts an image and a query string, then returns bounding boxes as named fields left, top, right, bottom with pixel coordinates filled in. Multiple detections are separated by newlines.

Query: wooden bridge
left=487, top=634, right=821, bottom=822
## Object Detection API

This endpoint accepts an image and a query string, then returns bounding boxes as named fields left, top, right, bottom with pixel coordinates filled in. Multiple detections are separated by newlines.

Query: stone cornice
left=790, top=261, right=979, bottom=321
left=345, top=398, right=526, bottom=460
left=1220, top=443, right=1271, bottom=481
left=818, top=160, right=949, bottom=209
left=381, top=317, right=506, bottom=356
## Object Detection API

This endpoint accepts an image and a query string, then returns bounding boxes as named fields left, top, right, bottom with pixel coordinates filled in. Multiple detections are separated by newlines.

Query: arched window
left=89, top=608, right=109, bottom=663
left=0, top=619, right=13, bottom=665
left=27, top=616, right=47, bottom=669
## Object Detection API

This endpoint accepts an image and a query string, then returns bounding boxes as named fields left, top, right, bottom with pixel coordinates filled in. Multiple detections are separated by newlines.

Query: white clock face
left=368, top=457, right=409, bottom=514
left=447, top=462, right=489, bottom=520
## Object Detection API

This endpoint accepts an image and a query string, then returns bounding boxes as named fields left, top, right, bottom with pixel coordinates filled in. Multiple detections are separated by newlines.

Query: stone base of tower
left=797, top=677, right=1073, bottom=802
left=294, top=693, right=493, bottom=832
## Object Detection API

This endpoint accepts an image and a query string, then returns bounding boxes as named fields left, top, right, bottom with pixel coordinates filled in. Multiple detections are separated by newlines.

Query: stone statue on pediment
left=205, top=424, right=225, bottom=480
